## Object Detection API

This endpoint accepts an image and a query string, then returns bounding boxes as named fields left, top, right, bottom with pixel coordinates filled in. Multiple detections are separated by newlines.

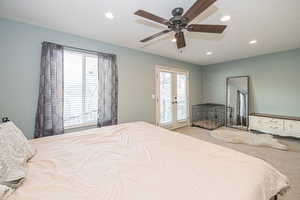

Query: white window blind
left=63, top=49, right=98, bottom=128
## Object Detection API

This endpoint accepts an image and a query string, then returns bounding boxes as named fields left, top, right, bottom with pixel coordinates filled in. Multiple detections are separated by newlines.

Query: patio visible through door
left=156, top=66, right=189, bottom=129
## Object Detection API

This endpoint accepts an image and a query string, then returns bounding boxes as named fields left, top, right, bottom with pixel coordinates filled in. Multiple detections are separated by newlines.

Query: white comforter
left=9, top=122, right=289, bottom=200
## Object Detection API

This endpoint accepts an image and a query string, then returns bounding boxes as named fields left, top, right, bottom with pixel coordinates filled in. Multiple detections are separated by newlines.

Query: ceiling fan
left=134, top=0, right=227, bottom=49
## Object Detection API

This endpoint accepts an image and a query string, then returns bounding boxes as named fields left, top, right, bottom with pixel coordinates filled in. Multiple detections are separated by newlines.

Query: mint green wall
left=1, top=18, right=299, bottom=139
left=202, top=49, right=300, bottom=117
left=0, top=19, right=203, bottom=139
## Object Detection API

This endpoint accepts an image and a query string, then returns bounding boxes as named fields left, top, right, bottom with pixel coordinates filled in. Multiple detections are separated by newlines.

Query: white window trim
left=64, top=122, right=97, bottom=130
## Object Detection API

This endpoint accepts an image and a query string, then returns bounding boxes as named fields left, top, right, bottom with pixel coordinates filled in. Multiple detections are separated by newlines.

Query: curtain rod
left=42, top=41, right=116, bottom=57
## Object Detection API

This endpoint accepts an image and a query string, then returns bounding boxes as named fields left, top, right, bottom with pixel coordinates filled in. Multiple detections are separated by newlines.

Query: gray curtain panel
left=97, top=53, right=118, bottom=127
left=35, top=42, right=64, bottom=138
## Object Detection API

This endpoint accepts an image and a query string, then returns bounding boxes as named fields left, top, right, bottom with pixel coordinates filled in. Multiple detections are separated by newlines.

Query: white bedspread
left=8, top=122, right=289, bottom=200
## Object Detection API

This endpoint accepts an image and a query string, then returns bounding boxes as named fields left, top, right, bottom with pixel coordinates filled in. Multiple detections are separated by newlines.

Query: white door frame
left=155, top=65, right=190, bottom=129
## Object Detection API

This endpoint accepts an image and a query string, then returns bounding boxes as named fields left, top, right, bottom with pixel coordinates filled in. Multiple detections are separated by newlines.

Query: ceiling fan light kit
left=134, top=0, right=227, bottom=49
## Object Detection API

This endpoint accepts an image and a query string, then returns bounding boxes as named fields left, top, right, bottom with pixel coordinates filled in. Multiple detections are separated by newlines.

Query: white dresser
left=249, top=113, right=300, bottom=138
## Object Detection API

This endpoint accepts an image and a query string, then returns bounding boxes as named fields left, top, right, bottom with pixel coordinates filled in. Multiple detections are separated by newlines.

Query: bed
left=8, top=122, right=288, bottom=200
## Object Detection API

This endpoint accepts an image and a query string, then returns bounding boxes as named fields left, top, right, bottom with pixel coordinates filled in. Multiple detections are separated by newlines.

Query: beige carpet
left=176, top=127, right=300, bottom=200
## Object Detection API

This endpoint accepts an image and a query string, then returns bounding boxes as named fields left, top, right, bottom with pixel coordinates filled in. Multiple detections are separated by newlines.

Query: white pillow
left=0, top=133, right=26, bottom=192
left=0, top=121, right=36, bottom=194
left=0, top=122, right=36, bottom=160
left=0, top=185, right=13, bottom=200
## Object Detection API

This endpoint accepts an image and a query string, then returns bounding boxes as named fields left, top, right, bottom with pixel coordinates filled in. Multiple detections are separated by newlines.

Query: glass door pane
left=160, top=72, right=172, bottom=124
left=177, top=73, right=187, bottom=121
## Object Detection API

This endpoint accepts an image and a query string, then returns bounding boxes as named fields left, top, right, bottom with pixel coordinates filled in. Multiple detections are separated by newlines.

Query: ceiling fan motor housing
left=172, top=7, right=184, bottom=16
left=169, top=19, right=188, bottom=32
left=168, top=7, right=189, bottom=32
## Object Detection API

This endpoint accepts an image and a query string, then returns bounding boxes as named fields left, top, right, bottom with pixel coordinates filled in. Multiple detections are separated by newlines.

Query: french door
left=156, top=66, right=189, bottom=129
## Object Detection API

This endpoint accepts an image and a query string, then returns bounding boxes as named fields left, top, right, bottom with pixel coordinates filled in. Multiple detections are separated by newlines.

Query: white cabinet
left=249, top=114, right=300, bottom=138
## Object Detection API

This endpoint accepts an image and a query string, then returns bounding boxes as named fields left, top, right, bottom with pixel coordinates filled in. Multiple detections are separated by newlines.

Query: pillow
left=0, top=127, right=27, bottom=187
left=0, top=185, right=13, bottom=200
left=0, top=121, right=35, bottom=197
left=0, top=122, right=36, bottom=160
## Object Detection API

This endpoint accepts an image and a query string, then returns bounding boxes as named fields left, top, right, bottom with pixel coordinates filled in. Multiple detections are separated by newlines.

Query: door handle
left=172, top=97, right=177, bottom=104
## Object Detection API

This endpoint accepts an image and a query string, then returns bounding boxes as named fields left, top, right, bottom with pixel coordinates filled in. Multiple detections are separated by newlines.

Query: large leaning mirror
left=226, top=76, right=249, bottom=130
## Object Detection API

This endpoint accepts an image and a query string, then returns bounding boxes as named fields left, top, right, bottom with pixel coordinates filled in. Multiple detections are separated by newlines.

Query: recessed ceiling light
left=220, top=15, right=231, bottom=22
left=171, top=38, right=177, bottom=42
left=105, top=12, right=114, bottom=19
left=206, top=51, right=213, bottom=56
left=249, top=40, right=257, bottom=45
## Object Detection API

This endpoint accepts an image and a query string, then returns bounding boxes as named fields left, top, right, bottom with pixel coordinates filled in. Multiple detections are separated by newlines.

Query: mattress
left=8, top=122, right=288, bottom=200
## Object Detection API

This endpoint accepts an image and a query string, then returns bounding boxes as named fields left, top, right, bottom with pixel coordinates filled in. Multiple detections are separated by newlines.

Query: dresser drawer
left=250, top=116, right=284, bottom=135
left=264, top=118, right=284, bottom=128
left=285, top=120, right=300, bottom=137
left=263, top=118, right=284, bottom=135
left=249, top=116, right=266, bottom=129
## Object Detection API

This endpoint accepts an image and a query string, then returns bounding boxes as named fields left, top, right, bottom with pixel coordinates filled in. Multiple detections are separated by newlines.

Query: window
left=63, top=49, right=98, bottom=128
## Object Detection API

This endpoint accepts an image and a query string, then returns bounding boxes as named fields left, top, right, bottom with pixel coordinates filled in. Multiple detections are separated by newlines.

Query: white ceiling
left=1, top=0, right=300, bottom=65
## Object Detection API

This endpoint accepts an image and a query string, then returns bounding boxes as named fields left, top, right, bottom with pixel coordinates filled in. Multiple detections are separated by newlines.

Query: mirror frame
left=225, top=76, right=250, bottom=130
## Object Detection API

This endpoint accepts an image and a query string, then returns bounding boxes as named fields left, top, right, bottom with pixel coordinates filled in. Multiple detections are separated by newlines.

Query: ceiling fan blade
left=187, top=24, right=227, bottom=33
left=135, top=10, right=169, bottom=26
left=183, top=0, right=217, bottom=23
left=140, top=30, right=171, bottom=42
left=175, top=32, right=186, bottom=49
